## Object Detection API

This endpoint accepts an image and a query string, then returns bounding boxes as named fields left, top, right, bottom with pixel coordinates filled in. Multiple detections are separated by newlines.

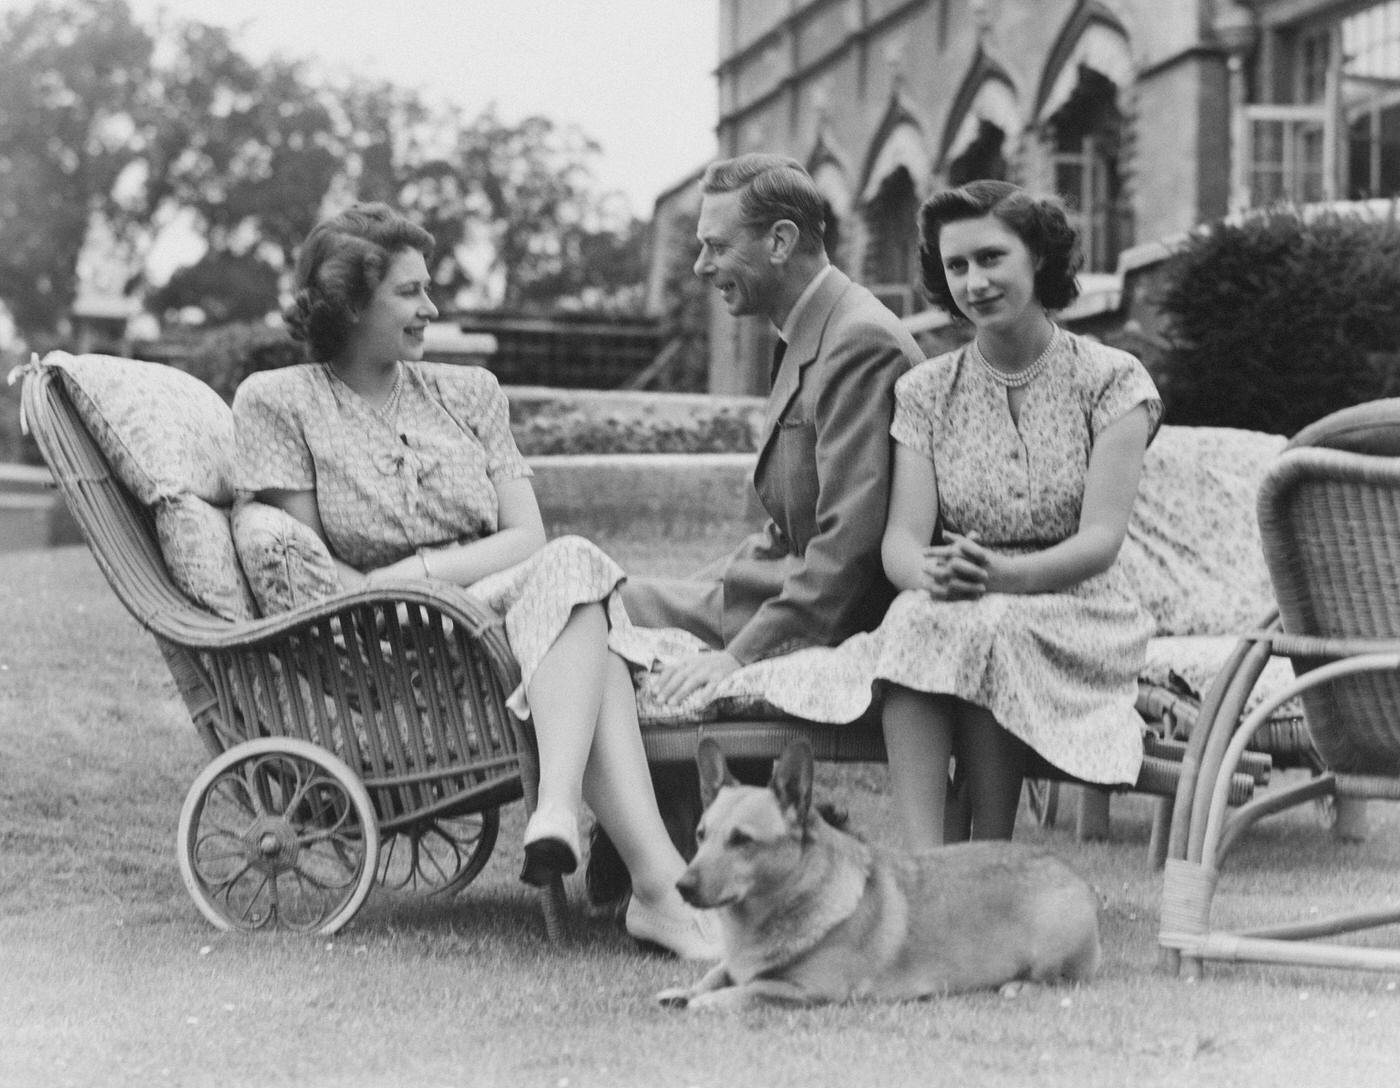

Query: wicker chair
left=1159, top=402, right=1400, bottom=978
left=21, top=363, right=568, bottom=939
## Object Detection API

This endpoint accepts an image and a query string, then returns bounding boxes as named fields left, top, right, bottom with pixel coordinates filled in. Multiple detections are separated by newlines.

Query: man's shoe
left=584, top=825, right=632, bottom=907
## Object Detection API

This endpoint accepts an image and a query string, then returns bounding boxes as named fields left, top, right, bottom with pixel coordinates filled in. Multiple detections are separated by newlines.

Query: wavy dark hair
left=701, top=153, right=826, bottom=255
left=917, top=180, right=1081, bottom=316
left=283, top=203, right=435, bottom=362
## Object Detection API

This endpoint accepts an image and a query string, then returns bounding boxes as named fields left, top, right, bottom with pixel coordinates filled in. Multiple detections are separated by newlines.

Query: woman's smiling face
left=937, top=214, right=1041, bottom=333
left=343, top=247, right=438, bottom=366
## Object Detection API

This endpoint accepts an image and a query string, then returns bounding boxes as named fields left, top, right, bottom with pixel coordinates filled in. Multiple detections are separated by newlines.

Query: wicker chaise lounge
left=20, top=354, right=569, bottom=938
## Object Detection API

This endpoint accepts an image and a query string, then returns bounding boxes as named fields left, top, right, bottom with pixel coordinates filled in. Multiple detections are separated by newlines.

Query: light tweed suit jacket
left=623, top=267, right=922, bottom=664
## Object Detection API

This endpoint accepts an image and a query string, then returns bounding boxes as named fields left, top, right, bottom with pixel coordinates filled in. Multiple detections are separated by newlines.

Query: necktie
left=769, top=337, right=787, bottom=388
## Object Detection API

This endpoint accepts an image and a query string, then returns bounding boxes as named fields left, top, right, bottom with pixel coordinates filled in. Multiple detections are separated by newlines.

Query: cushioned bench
left=631, top=424, right=1306, bottom=863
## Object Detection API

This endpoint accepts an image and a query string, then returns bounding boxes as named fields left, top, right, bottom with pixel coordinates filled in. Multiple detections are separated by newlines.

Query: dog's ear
left=769, top=739, right=813, bottom=827
left=696, top=737, right=737, bottom=810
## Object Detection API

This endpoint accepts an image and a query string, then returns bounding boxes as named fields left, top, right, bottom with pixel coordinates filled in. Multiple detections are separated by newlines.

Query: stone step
left=0, top=453, right=764, bottom=552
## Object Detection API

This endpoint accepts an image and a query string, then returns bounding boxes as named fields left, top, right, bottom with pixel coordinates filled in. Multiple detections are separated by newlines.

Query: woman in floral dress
left=232, top=203, right=715, bottom=959
left=878, top=181, right=1162, bottom=847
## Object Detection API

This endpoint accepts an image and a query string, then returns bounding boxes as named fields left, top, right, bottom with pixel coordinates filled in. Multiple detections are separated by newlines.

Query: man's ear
left=768, top=219, right=800, bottom=263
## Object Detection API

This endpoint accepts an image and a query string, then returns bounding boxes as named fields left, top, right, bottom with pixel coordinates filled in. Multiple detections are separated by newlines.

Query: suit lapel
left=757, top=268, right=851, bottom=454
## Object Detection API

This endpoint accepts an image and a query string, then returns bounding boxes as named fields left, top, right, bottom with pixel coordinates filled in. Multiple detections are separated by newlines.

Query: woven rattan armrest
left=131, top=578, right=517, bottom=672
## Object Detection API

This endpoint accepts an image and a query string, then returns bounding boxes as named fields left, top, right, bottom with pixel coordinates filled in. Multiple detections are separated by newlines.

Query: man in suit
left=590, top=153, right=924, bottom=905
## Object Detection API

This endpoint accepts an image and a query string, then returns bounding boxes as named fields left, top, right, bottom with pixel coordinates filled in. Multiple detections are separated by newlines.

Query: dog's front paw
left=684, top=988, right=749, bottom=1012
left=998, top=980, right=1042, bottom=1000
left=655, top=986, right=692, bottom=1009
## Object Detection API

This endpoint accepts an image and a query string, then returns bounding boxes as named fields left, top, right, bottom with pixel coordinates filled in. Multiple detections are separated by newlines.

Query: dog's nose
left=675, top=869, right=700, bottom=905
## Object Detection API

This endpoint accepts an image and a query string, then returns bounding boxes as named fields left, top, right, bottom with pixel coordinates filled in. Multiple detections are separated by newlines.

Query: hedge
left=1154, top=206, right=1400, bottom=435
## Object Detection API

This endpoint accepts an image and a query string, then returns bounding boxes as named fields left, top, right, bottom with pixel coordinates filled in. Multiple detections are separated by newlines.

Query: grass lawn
left=2, top=538, right=1399, bottom=1088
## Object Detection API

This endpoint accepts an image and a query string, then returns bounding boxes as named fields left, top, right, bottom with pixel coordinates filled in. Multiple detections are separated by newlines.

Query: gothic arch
left=1034, top=4, right=1135, bottom=271
left=807, top=130, right=855, bottom=268
left=937, top=49, right=1021, bottom=172
left=859, top=92, right=933, bottom=203
left=1034, top=2, right=1134, bottom=125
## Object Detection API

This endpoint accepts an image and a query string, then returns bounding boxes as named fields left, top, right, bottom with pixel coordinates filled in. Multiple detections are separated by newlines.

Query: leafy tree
left=395, top=159, right=476, bottom=303
left=513, top=196, right=648, bottom=313
left=334, top=77, right=434, bottom=208
left=146, top=251, right=279, bottom=325
left=401, top=105, right=641, bottom=311
left=0, top=0, right=155, bottom=333
left=135, top=22, right=340, bottom=268
left=0, top=2, right=648, bottom=344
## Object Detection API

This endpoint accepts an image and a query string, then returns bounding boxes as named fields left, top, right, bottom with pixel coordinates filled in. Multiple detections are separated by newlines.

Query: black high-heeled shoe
left=519, top=807, right=580, bottom=887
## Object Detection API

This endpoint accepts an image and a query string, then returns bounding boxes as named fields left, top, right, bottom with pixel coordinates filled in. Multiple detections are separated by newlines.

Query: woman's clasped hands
left=919, top=530, right=991, bottom=600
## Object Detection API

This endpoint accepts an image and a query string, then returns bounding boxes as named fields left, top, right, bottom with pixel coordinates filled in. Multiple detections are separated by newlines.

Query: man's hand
left=654, top=650, right=742, bottom=705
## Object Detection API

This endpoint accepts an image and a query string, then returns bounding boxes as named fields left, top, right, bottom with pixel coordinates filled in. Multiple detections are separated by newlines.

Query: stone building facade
left=686, top=0, right=1400, bottom=393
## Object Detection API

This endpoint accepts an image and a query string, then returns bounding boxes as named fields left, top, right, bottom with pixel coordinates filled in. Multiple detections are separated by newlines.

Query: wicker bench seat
left=634, top=424, right=1305, bottom=865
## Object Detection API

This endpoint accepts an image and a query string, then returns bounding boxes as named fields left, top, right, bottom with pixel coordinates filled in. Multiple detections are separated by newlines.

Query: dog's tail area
left=1059, top=890, right=1103, bottom=983
left=1063, top=926, right=1102, bottom=984
left=1033, top=882, right=1103, bottom=984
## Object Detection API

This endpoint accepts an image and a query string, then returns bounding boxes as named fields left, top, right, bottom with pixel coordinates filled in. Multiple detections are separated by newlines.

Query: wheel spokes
left=185, top=749, right=373, bottom=932
left=377, top=812, right=495, bottom=897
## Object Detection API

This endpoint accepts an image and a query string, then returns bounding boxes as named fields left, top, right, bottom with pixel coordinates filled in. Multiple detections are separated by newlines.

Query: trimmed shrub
left=1154, top=207, right=1400, bottom=435
left=179, top=321, right=304, bottom=403
left=511, top=403, right=757, bottom=455
left=165, top=319, right=756, bottom=454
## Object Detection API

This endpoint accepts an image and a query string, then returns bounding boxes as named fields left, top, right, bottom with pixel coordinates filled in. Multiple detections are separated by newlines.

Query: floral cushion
left=43, top=351, right=236, bottom=505
left=1119, top=425, right=1286, bottom=636
left=39, top=351, right=254, bottom=621
left=231, top=499, right=342, bottom=616
left=155, top=494, right=256, bottom=621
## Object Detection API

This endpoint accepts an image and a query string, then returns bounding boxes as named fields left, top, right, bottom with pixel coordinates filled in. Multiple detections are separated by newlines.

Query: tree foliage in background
left=653, top=205, right=711, bottom=391
left=147, top=251, right=279, bottom=326
left=180, top=321, right=303, bottom=402
left=511, top=199, right=649, bottom=314
left=400, top=106, right=646, bottom=312
left=134, top=22, right=345, bottom=268
left=1154, top=208, right=1400, bottom=435
left=0, top=0, right=154, bottom=333
left=0, top=0, right=649, bottom=340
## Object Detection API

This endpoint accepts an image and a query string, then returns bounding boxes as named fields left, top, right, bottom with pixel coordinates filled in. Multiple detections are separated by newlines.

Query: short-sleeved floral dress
left=232, top=361, right=654, bottom=716
left=875, top=331, right=1163, bottom=784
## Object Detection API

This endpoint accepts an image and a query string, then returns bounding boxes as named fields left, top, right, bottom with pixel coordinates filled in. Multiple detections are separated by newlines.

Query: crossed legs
left=882, top=687, right=1027, bottom=850
left=523, top=603, right=704, bottom=942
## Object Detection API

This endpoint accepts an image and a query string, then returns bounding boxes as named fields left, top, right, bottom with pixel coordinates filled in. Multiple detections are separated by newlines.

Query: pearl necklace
left=373, top=364, right=405, bottom=420
left=971, top=326, right=1060, bottom=388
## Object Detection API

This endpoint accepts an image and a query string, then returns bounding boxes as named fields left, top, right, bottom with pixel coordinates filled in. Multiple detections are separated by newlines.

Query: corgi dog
left=657, top=738, right=1101, bottom=1011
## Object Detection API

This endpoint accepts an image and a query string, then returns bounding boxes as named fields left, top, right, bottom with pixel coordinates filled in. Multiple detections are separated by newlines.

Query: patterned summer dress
left=873, top=331, right=1163, bottom=784
left=232, top=361, right=654, bottom=716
